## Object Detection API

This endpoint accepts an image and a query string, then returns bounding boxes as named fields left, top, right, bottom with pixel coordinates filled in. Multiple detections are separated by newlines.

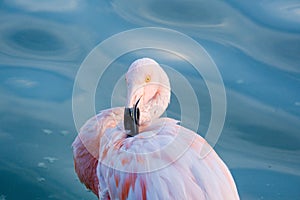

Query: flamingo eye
left=145, top=75, right=151, bottom=83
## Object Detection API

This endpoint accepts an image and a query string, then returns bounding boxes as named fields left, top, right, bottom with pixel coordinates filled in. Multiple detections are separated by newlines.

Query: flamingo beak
left=124, top=98, right=141, bottom=137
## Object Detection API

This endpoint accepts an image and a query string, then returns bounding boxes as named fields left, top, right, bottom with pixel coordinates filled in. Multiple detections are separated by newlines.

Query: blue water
left=0, top=1, right=300, bottom=199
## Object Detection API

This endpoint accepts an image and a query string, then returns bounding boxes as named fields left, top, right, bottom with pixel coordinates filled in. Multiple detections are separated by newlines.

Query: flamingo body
left=72, top=58, right=239, bottom=199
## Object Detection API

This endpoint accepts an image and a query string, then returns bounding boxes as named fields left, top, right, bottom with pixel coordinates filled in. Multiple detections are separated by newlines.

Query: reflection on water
left=0, top=0, right=299, bottom=199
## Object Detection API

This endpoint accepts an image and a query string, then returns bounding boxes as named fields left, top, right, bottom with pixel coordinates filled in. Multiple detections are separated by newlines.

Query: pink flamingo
left=72, top=58, right=239, bottom=199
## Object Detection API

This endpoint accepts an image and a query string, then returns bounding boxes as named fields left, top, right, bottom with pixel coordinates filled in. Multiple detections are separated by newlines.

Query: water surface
left=0, top=1, right=299, bottom=199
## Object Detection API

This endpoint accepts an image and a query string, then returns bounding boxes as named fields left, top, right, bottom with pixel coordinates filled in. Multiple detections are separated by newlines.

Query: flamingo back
left=97, top=118, right=239, bottom=199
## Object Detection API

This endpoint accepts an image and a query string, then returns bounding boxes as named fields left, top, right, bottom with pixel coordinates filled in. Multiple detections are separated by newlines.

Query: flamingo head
left=124, top=58, right=170, bottom=133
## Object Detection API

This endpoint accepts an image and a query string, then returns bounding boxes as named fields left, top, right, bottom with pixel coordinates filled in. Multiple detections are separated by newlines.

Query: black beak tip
left=124, top=106, right=140, bottom=137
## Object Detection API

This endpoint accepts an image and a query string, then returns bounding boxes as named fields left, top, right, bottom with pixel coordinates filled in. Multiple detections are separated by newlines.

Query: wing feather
left=72, top=107, right=123, bottom=197
left=99, top=117, right=239, bottom=199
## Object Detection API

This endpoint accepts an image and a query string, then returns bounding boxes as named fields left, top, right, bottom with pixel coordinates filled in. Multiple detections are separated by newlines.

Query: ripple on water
left=9, top=29, right=63, bottom=52
left=112, top=0, right=227, bottom=27
left=147, top=0, right=224, bottom=25
left=0, top=14, right=89, bottom=62
left=0, top=67, right=72, bottom=102
left=0, top=170, right=55, bottom=199
left=226, top=0, right=300, bottom=32
left=235, top=125, right=300, bottom=151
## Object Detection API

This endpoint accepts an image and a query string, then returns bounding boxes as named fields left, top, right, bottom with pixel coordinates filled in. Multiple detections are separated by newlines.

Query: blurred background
left=0, top=0, right=300, bottom=199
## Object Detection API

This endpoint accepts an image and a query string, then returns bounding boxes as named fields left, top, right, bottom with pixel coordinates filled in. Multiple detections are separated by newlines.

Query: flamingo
left=72, top=58, right=239, bottom=199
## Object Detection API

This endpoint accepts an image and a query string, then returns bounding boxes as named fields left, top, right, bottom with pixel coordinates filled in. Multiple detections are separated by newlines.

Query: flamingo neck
left=139, top=88, right=170, bottom=127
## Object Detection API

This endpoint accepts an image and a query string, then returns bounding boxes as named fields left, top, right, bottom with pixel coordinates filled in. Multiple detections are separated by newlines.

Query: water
left=0, top=0, right=300, bottom=199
